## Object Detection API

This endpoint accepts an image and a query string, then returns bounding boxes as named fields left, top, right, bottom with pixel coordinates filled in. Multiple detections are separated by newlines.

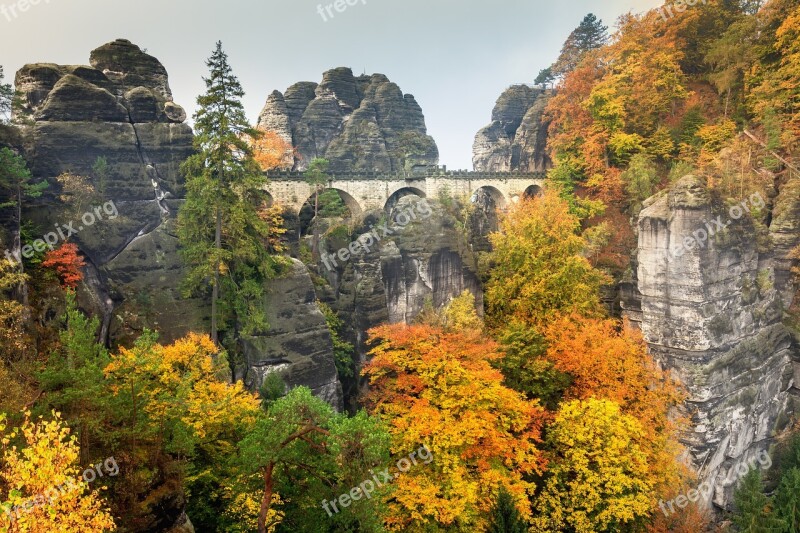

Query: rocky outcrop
left=473, top=84, right=553, bottom=172
left=635, top=175, right=797, bottom=510
left=240, top=259, right=343, bottom=410
left=315, top=196, right=484, bottom=362
left=14, top=39, right=200, bottom=344
left=257, top=67, right=439, bottom=172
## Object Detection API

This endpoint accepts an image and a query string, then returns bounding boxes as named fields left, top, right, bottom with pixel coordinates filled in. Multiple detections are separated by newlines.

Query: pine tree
left=0, top=66, right=13, bottom=123
left=732, top=469, right=786, bottom=532
left=550, top=13, right=608, bottom=78
left=487, top=487, right=528, bottom=533
left=0, top=147, right=47, bottom=304
left=178, top=42, right=282, bottom=344
left=774, top=468, right=800, bottom=532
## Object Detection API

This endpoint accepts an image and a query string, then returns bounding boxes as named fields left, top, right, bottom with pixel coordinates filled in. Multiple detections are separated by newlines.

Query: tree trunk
left=312, top=188, right=320, bottom=260
left=212, top=206, right=222, bottom=345
left=258, top=462, right=276, bottom=533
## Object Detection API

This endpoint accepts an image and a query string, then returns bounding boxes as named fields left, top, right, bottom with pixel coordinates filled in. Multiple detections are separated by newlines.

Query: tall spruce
left=178, top=42, right=281, bottom=345
left=550, top=13, right=608, bottom=78
left=0, top=66, right=13, bottom=123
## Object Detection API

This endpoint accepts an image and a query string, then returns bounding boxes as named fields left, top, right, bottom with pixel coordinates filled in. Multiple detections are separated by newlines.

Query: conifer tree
left=732, top=469, right=785, bottom=532
left=178, top=42, right=282, bottom=344
left=550, top=14, right=608, bottom=78
left=487, top=487, right=528, bottom=533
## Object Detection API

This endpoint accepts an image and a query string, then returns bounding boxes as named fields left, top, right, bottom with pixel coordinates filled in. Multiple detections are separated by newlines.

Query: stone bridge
left=264, top=167, right=547, bottom=214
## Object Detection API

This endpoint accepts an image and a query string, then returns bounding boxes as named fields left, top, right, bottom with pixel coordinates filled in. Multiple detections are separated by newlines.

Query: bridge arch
left=385, top=186, right=427, bottom=212
left=471, top=185, right=507, bottom=210
left=524, top=184, right=543, bottom=198
left=300, top=188, right=363, bottom=218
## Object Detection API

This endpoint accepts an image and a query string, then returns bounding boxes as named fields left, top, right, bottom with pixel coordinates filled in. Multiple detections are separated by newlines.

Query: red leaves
left=42, top=242, right=85, bottom=288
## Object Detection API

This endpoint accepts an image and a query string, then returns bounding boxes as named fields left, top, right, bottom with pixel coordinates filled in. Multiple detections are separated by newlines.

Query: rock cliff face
left=635, top=175, right=798, bottom=509
left=473, top=84, right=552, bottom=172
left=239, top=259, right=343, bottom=410
left=14, top=39, right=202, bottom=344
left=12, top=39, right=343, bottom=409
left=314, top=196, right=484, bottom=366
left=257, top=67, right=439, bottom=172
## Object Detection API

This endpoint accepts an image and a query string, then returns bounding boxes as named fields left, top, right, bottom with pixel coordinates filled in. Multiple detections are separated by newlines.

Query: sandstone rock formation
left=473, top=84, right=553, bottom=172
left=11, top=40, right=344, bottom=411
left=634, top=175, right=798, bottom=510
left=314, top=195, right=484, bottom=369
left=257, top=67, right=439, bottom=172
left=239, top=258, right=343, bottom=410
left=14, top=39, right=200, bottom=344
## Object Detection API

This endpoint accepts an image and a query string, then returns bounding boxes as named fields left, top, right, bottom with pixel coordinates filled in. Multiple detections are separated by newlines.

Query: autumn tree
left=178, top=42, right=283, bottom=344
left=363, top=323, right=544, bottom=531
left=542, top=314, right=685, bottom=498
left=0, top=412, right=115, bottom=532
left=103, top=332, right=261, bottom=529
left=41, top=243, right=86, bottom=289
left=250, top=128, right=294, bottom=171
left=486, top=190, right=608, bottom=331
left=532, top=398, right=653, bottom=533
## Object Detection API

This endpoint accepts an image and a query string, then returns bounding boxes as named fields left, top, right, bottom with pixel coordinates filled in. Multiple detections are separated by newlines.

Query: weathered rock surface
left=240, top=258, right=343, bottom=410
left=473, top=84, right=553, bottom=172
left=257, top=67, right=439, bottom=172
left=635, top=175, right=797, bottom=510
left=315, top=196, right=484, bottom=364
left=14, top=39, right=200, bottom=345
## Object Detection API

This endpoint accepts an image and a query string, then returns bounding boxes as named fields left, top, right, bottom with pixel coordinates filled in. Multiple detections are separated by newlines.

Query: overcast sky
left=1, top=0, right=663, bottom=169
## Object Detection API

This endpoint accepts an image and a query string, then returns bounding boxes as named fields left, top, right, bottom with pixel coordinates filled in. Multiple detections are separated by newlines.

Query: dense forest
left=0, top=0, right=799, bottom=531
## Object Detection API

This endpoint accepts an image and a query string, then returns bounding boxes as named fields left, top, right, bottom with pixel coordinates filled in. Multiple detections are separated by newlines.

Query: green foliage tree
left=37, top=290, right=110, bottom=464
left=237, top=387, right=390, bottom=533
left=178, top=42, right=282, bottom=345
left=774, top=468, right=800, bottom=532
left=0, top=147, right=47, bottom=294
left=487, top=487, right=529, bottom=533
left=550, top=14, right=608, bottom=78
left=92, top=155, right=109, bottom=196
left=0, top=66, right=13, bottom=123
left=620, top=153, right=659, bottom=212
left=318, top=301, right=355, bottom=380
left=732, top=469, right=785, bottom=532
left=535, top=66, right=555, bottom=88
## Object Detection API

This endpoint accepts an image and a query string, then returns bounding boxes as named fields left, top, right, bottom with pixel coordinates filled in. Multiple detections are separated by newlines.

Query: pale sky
left=0, top=0, right=664, bottom=169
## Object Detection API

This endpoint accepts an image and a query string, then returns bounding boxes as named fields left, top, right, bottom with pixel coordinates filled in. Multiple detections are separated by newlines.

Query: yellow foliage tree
left=486, top=191, right=609, bottom=331
left=533, top=398, right=653, bottom=533
left=363, top=323, right=544, bottom=531
left=0, top=412, right=115, bottom=532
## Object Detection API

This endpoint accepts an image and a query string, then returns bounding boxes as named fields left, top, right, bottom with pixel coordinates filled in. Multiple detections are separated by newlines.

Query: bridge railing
left=265, top=166, right=548, bottom=181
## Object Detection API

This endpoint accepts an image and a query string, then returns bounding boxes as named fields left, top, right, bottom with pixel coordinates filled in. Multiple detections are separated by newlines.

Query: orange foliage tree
left=42, top=243, right=86, bottom=289
left=542, top=314, right=687, bottom=507
left=362, top=323, right=545, bottom=531
left=250, top=128, right=294, bottom=171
